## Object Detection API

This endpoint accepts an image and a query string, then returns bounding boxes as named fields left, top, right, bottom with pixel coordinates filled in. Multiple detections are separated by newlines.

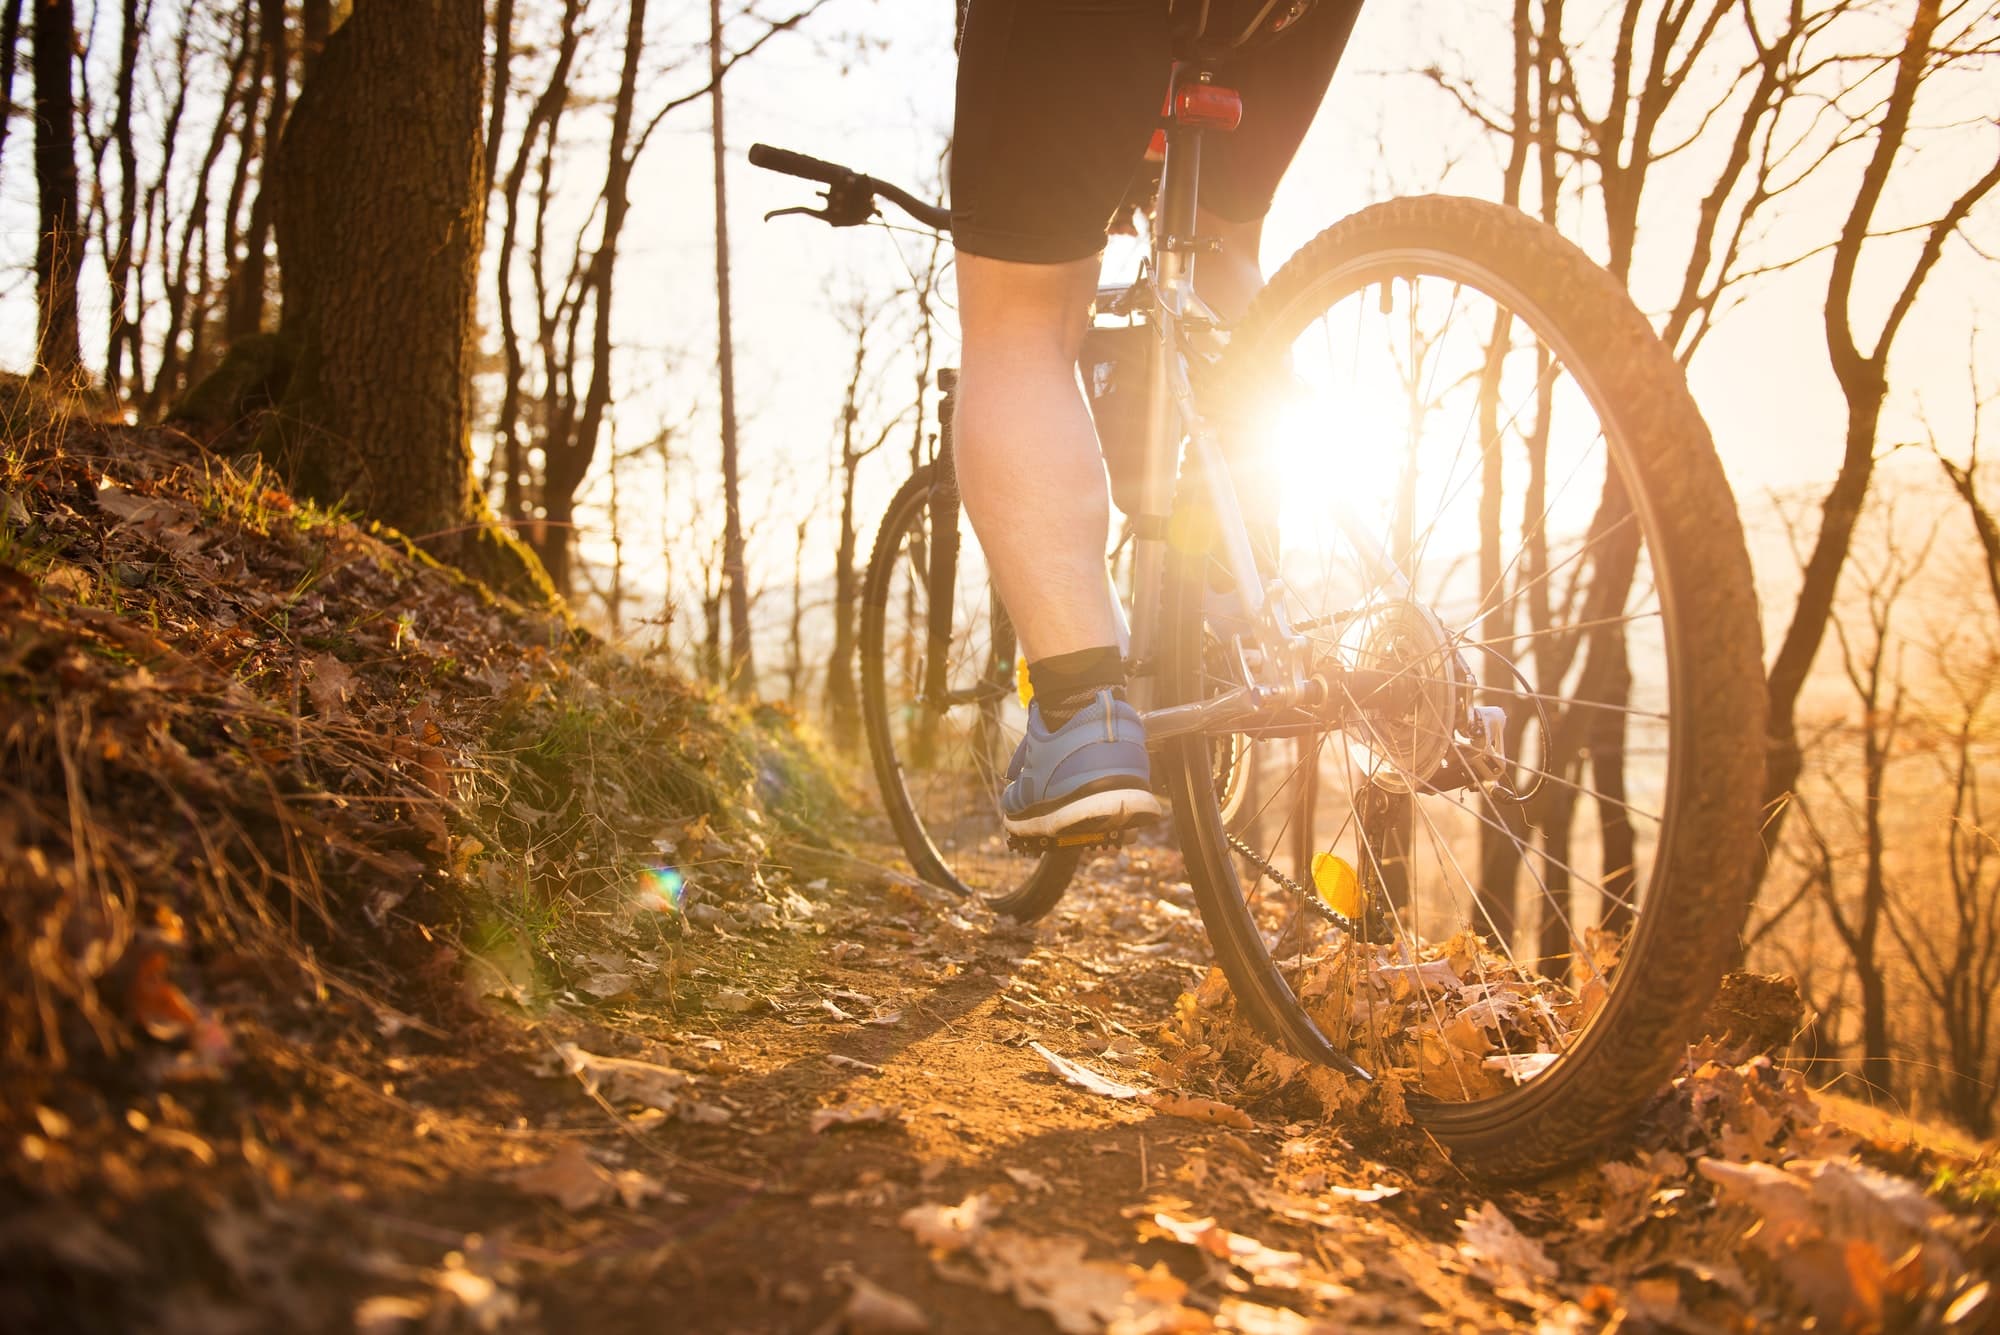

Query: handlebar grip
left=748, top=142, right=853, bottom=185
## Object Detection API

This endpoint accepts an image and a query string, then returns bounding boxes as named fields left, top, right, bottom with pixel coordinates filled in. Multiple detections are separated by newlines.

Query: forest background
left=4, top=0, right=1999, bottom=1134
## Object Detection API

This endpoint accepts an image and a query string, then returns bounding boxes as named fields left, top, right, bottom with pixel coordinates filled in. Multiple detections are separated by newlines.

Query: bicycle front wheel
left=860, top=465, right=1081, bottom=920
left=1167, top=196, right=1765, bottom=1179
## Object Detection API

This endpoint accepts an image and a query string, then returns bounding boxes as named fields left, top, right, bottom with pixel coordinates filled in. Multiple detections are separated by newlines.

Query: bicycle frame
left=1123, top=66, right=1313, bottom=741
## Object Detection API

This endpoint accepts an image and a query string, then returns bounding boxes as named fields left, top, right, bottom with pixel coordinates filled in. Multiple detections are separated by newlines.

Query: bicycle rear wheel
left=860, top=464, right=1081, bottom=920
left=1166, top=196, right=1765, bottom=1179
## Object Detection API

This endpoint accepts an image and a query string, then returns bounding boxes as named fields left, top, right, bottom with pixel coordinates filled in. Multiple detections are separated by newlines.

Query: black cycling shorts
left=951, top=0, right=1365, bottom=264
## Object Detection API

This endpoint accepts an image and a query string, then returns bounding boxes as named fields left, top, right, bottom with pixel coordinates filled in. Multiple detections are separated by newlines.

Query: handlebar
left=747, top=143, right=849, bottom=185
left=748, top=142, right=951, bottom=233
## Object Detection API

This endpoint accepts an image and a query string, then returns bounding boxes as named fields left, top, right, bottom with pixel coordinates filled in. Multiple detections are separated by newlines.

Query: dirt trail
left=310, top=841, right=1571, bottom=1334
left=14, top=831, right=1985, bottom=1334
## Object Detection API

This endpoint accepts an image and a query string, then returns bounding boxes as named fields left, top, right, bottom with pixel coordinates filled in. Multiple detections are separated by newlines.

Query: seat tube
left=1128, top=74, right=1204, bottom=713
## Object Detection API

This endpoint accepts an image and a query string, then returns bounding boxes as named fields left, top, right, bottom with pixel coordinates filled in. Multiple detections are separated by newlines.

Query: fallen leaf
left=547, top=1043, right=687, bottom=1112
left=306, top=653, right=356, bottom=720
left=1215, top=1296, right=1343, bottom=1334
left=839, top=1275, right=931, bottom=1334
left=128, top=950, right=201, bottom=1041
left=709, top=987, right=759, bottom=1013
left=1144, top=1092, right=1253, bottom=1129
left=811, top=1103, right=902, bottom=1134
left=613, top=1167, right=668, bottom=1209
left=901, top=1193, right=1000, bottom=1253
left=1457, top=1201, right=1558, bottom=1284
left=1097, top=1035, right=1149, bottom=1065
left=1029, top=1042, right=1144, bottom=1100
left=510, top=1142, right=615, bottom=1212
left=354, top=1294, right=430, bottom=1335
left=1148, top=1213, right=1346, bottom=1300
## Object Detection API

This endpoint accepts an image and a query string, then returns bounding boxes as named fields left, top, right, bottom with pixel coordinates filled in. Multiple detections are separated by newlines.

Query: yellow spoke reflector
left=1017, top=655, right=1033, bottom=708
left=1311, top=852, right=1362, bottom=919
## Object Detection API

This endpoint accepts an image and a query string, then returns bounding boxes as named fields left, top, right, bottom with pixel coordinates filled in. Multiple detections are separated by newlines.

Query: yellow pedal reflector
left=1017, top=654, right=1033, bottom=708
left=1311, top=852, right=1362, bottom=919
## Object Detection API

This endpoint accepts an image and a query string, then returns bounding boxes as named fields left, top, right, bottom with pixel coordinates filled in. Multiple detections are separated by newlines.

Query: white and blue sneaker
left=1001, top=689, right=1163, bottom=841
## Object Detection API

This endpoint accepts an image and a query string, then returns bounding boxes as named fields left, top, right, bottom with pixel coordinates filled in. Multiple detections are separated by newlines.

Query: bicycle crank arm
left=1142, top=663, right=1426, bottom=743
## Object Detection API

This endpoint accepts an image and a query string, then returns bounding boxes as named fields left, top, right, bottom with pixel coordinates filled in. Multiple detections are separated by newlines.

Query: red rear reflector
left=1173, top=84, right=1243, bottom=131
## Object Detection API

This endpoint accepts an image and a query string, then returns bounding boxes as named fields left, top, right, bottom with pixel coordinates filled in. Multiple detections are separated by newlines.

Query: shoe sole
left=1002, top=787, right=1164, bottom=840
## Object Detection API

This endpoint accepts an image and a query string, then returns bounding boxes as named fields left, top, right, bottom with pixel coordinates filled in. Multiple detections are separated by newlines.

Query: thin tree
left=102, top=0, right=146, bottom=398
left=225, top=0, right=286, bottom=340
left=32, top=0, right=83, bottom=382
left=711, top=0, right=755, bottom=694
left=535, top=0, right=648, bottom=596
left=148, top=1, right=253, bottom=416
left=824, top=293, right=902, bottom=750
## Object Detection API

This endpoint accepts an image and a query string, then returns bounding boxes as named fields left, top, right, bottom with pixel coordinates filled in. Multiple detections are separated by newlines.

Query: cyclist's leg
left=950, top=0, right=1167, bottom=671
left=952, top=0, right=1171, bottom=834
left=952, top=254, right=1112, bottom=666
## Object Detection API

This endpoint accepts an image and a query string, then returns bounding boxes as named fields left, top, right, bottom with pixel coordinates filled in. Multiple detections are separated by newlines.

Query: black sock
left=1028, top=645, right=1126, bottom=729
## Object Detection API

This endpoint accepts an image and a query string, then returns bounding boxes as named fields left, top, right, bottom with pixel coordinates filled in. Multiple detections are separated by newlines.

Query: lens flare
left=639, top=865, right=686, bottom=914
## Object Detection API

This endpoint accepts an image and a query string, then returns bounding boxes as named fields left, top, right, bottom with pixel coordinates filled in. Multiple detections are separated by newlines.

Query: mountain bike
left=748, top=64, right=1765, bottom=1181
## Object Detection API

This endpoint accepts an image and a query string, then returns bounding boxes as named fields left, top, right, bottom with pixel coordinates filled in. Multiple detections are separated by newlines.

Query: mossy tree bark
left=258, top=0, right=551, bottom=604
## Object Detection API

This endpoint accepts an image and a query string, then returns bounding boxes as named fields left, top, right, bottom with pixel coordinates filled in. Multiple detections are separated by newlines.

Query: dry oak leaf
left=306, top=653, right=356, bottom=720
left=977, top=1231, right=1197, bottom=1335
left=1456, top=1201, right=1558, bottom=1284
left=1143, top=1093, right=1254, bottom=1130
left=1149, top=1214, right=1348, bottom=1302
left=509, top=1142, right=621, bottom=1212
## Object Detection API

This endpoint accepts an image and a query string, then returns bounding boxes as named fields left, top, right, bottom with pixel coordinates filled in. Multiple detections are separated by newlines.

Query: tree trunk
left=226, top=0, right=287, bottom=341
left=712, top=0, right=756, bottom=695
left=259, top=0, right=549, bottom=601
left=826, top=441, right=862, bottom=749
left=539, top=0, right=646, bottom=601
left=0, top=0, right=26, bottom=184
left=1762, top=401, right=1882, bottom=845
left=32, top=0, right=84, bottom=383
left=102, top=0, right=142, bottom=398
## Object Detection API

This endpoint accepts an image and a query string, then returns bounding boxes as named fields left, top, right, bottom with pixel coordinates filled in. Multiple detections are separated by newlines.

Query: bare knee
left=956, top=251, right=1100, bottom=373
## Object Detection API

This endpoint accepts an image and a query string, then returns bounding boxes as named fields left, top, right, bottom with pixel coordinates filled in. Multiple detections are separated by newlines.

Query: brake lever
left=761, top=179, right=878, bottom=228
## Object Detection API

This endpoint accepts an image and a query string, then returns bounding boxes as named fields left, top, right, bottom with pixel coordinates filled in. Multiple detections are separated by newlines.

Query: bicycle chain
left=1224, top=831, right=1359, bottom=934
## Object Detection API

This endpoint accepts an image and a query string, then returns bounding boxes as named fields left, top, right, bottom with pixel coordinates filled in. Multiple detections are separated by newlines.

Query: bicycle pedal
left=1008, top=828, right=1130, bottom=856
